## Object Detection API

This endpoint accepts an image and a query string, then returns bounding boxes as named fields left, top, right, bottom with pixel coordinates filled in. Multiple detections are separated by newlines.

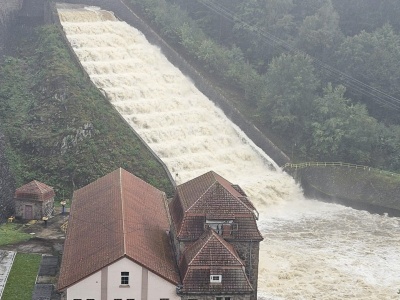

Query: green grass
left=1, top=253, right=41, bottom=300
left=0, top=223, right=31, bottom=246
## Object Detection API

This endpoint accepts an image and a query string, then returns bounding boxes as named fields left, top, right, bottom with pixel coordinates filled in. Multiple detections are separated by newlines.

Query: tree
left=259, top=53, right=319, bottom=138
left=309, top=84, right=381, bottom=164
left=296, top=0, right=343, bottom=60
left=335, top=24, right=400, bottom=123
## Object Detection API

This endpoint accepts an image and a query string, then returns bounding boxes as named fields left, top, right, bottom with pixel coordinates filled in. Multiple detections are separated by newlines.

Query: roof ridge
left=214, top=174, right=256, bottom=216
left=209, top=230, right=244, bottom=266
left=186, top=180, right=217, bottom=213
left=120, top=168, right=127, bottom=254
left=187, top=231, right=214, bottom=266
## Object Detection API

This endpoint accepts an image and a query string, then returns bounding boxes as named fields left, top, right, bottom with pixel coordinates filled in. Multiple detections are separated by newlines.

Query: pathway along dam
left=57, top=5, right=400, bottom=299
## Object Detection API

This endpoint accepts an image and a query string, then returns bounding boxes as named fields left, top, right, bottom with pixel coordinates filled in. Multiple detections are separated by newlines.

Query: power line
left=196, top=0, right=400, bottom=111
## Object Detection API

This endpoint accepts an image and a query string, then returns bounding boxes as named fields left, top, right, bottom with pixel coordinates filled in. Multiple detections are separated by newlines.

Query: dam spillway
left=57, top=5, right=400, bottom=299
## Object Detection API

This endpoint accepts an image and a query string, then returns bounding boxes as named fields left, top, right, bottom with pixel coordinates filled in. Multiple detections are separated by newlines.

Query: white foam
left=57, top=6, right=400, bottom=299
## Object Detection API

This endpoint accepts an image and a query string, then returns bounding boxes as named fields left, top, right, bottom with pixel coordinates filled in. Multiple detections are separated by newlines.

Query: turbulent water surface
left=57, top=4, right=400, bottom=299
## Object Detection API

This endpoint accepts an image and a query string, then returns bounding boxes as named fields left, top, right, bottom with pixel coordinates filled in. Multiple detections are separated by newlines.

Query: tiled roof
left=14, top=180, right=55, bottom=201
left=179, top=229, right=253, bottom=294
left=169, top=171, right=262, bottom=241
left=177, top=171, right=257, bottom=214
left=58, top=169, right=180, bottom=291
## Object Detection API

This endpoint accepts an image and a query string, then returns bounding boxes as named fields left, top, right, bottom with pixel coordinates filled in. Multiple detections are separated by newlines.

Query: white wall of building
left=107, top=257, right=142, bottom=300
left=148, top=270, right=180, bottom=300
left=66, top=270, right=101, bottom=300
left=65, top=257, right=180, bottom=300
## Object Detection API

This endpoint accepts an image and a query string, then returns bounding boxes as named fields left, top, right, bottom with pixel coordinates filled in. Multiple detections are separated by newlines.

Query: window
left=216, top=298, right=232, bottom=300
left=210, top=274, right=222, bottom=283
left=121, top=272, right=129, bottom=285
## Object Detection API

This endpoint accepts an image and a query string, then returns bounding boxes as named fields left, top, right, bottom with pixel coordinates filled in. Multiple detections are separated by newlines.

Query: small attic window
left=210, top=275, right=222, bottom=283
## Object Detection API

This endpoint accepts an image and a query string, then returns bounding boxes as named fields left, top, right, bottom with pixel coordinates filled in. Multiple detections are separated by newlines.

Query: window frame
left=210, top=274, right=222, bottom=283
left=120, top=271, right=129, bottom=285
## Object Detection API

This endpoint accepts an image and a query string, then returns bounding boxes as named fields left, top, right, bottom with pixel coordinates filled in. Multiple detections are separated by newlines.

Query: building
left=14, top=180, right=55, bottom=220
left=58, top=169, right=262, bottom=300
left=169, top=171, right=263, bottom=300
left=57, top=168, right=180, bottom=300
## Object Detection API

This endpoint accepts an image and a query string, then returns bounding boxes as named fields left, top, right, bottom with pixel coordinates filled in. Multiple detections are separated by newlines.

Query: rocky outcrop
left=0, top=132, right=15, bottom=222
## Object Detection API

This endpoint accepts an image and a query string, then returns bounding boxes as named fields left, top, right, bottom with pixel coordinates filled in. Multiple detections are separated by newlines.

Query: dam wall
left=0, top=0, right=23, bottom=56
left=51, top=0, right=290, bottom=167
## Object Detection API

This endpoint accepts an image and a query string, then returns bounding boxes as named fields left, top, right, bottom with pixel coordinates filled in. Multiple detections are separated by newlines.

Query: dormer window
left=210, top=275, right=222, bottom=283
left=205, top=220, right=238, bottom=237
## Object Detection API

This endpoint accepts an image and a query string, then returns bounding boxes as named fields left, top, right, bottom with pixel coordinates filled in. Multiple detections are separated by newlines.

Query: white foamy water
left=57, top=5, right=400, bottom=299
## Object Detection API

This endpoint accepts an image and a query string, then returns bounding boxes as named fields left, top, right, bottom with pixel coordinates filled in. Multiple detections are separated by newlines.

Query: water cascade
left=57, top=5, right=400, bottom=299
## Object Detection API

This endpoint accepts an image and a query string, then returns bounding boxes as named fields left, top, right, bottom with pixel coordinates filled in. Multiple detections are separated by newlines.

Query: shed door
left=24, top=205, right=33, bottom=219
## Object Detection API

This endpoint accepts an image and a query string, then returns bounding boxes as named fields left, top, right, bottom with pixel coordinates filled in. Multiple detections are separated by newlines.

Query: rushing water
left=57, top=5, right=400, bottom=299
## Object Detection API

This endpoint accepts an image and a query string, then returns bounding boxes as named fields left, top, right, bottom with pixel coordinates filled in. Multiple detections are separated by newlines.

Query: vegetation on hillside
left=128, top=0, right=400, bottom=172
left=0, top=24, right=174, bottom=199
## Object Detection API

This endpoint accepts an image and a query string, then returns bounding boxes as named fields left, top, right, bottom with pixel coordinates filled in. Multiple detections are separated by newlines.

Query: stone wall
left=292, top=166, right=400, bottom=217
left=230, top=241, right=260, bottom=300
left=0, top=132, right=15, bottom=222
left=0, top=0, right=23, bottom=56
left=180, top=295, right=250, bottom=300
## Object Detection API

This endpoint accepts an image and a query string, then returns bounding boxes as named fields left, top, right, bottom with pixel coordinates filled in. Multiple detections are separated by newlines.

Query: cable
left=195, top=0, right=400, bottom=111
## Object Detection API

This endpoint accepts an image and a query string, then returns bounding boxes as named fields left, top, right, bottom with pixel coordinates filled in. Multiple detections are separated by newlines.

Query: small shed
left=14, top=180, right=55, bottom=220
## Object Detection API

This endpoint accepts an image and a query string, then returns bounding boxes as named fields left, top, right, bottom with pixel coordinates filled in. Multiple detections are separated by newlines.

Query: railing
left=60, top=221, right=68, bottom=234
left=283, top=162, right=399, bottom=177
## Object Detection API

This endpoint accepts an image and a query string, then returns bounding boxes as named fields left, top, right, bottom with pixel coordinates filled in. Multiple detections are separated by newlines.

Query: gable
left=179, top=229, right=253, bottom=294
left=58, top=169, right=180, bottom=291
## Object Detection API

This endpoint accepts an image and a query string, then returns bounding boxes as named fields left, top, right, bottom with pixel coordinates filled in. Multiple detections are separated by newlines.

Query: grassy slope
left=0, top=24, right=173, bottom=199
left=0, top=223, right=31, bottom=246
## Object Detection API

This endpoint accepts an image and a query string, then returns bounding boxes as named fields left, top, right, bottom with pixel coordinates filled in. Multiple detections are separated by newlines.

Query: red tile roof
left=58, top=168, right=180, bottom=291
left=169, top=171, right=262, bottom=241
left=179, top=229, right=253, bottom=294
left=14, top=180, right=55, bottom=201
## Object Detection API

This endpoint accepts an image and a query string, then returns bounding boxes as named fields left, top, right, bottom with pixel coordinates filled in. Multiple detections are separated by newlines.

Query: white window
left=121, top=271, right=129, bottom=285
left=210, top=275, right=222, bottom=283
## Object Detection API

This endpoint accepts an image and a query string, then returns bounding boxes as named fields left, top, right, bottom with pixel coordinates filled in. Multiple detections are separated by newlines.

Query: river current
left=57, top=5, right=400, bottom=299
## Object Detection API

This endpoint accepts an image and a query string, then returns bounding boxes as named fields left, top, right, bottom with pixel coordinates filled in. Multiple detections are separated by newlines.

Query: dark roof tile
left=58, top=169, right=180, bottom=291
left=15, top=180, right=54, bottom=201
